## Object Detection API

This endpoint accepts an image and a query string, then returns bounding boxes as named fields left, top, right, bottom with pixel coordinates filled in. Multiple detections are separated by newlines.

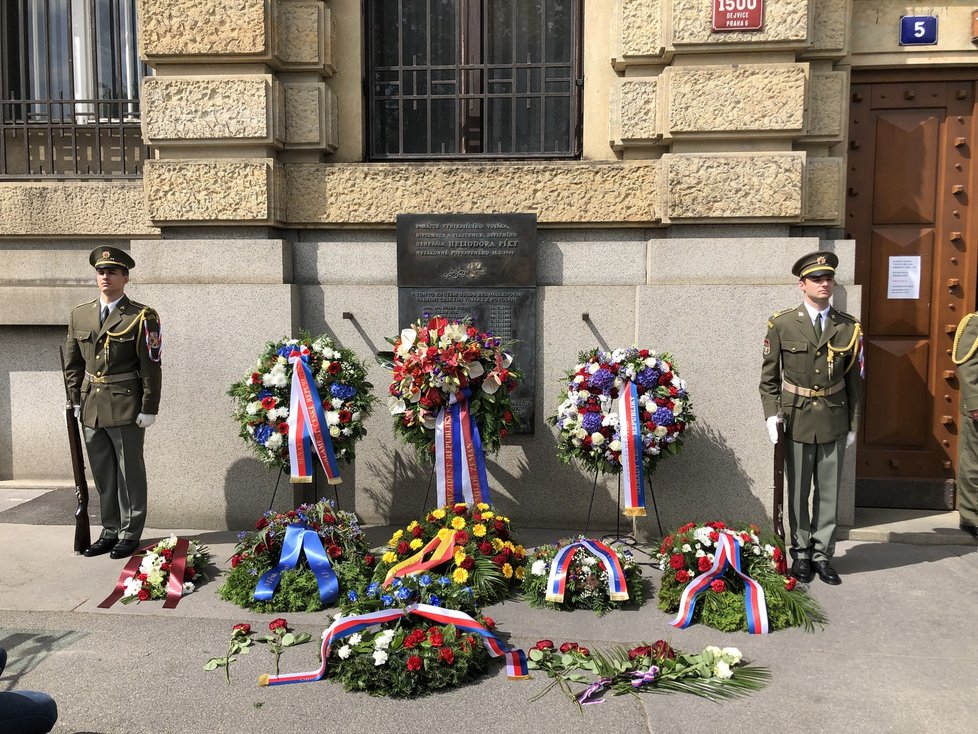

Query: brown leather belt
left=782, top=380, right=844, bottom=399
left=85, top=370, right=140, bottom=384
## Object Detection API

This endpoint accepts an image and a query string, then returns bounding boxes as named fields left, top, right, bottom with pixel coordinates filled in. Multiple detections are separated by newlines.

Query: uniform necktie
left=100, top=305, right=108, bottom=326
left=814, top=313, right=822, bottom=339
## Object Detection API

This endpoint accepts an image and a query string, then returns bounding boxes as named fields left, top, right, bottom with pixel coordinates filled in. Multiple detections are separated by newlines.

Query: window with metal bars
left=0, top=0, right=148, bottom=179
left=366, top=0, right=582, bottom=159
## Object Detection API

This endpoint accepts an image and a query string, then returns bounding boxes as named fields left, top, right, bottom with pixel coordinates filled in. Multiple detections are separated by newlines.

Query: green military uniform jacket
left=759, top=304, right=862, bottom=445
left=64, top=295, right=162, bottom=428
left=955, top=314, right=978, bottom=416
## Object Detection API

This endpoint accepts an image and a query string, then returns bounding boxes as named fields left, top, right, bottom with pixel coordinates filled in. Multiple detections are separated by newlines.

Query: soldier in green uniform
left=952, top=313, right=978, bottom=538
left=64, top=247, right=163, bottom=559
left=759, top=251, right=862, bottom=585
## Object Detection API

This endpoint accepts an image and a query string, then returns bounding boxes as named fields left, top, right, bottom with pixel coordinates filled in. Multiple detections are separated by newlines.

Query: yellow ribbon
left=382, top=528, right=457, bottom=587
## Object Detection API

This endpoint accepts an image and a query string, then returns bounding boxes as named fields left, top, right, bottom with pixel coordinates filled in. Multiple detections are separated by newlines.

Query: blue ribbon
left=253, top=523, right=339, bottom=605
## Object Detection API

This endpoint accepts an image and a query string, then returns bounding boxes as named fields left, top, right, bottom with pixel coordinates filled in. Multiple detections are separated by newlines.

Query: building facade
left=1, top=0, right=975, bottom=532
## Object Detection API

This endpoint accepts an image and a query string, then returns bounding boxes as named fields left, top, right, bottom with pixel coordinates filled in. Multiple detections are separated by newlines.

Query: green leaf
left=203, top=659, right=220, bottom=671
left=375, top=351, right=396, bottom=369
left=528, top=649, right=545, bottom=662
left=281, top=632, right=296, bottom=646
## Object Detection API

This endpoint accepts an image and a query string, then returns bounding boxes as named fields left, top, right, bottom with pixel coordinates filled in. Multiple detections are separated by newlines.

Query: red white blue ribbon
left=287, top=346, right=341, bottom=485
left=670, top=532, right=769, bottom=635
left=434, top=388, right=490, bottom=508
left=545, top=539, right=629, bottom=603
left=259, top=603, right=528, bottom=686
left=617, top=380, right=646, bottom=517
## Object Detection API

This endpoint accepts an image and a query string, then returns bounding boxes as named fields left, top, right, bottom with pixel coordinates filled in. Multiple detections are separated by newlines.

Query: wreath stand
left=582, top=470, right=663, bottom=558
left=267, top=466, right=341, bottom=512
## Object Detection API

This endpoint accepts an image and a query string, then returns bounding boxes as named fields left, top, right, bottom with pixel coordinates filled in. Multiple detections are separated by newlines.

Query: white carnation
left=530, top=559, right=547, bottom=576
left=338, top=645, right=352, bottom=660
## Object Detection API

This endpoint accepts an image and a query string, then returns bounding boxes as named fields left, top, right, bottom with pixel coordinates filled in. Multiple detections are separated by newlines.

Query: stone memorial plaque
left=396, top=213, right=537, bottom=287
left=398, top=287, right=536, bottom=433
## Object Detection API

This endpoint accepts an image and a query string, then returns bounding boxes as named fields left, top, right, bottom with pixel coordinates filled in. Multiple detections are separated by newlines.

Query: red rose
left=559, top=642, right=579, bottom=654
left=277, top=423, right=289, bottom=435
left=322, top=513, right=336, bottom=525
left=161, top=548, right=173, bottom=560
left=327, top=362, right=341, bottom=375
left=453, top=504, right=468, bottom=515
left=269, top=618, right=288, bottom=632
left=578, top=647, right=591, bottom=657
left=327, top=544, right=342, bottom=559
left=438, top=647, right=455, bottom=665
left=396, top=541, right=410, bottom=555
left=251, top=372, right=261, bottom=383
left=503, top=410, right=514, bottom=422
left=785, top=577, right=797, bottom=591
left=186, top=567, right=196, bottom=579
left=472, top=512, right=482, bottom=522
left=710, top=579, right=727, bottom=593
left=461, top=556, right=475, bottom=570
left=482, top=616, right=495, bottom=630
left=137, top=589, right=150, bottom=601
left=454, top=530, right=470, bottom=545
left=428, top=629, right=444, bottom=647
left=256, top=517, right=270, bottom=530
left=232, top=623, right=251, bottom=635
left=534, top=640, right=555, bottom=651
left=406, top=655, right=423, bottom=672
left=650, top=640, right=676, bottom=661
left=675, top=570, right=691, bottom=583
left=137, top=573, right=148, bottom=581
left=709, top=531, right=720, bottom=542
left=697, top=556, right=712, bottom=572
left=411, top=525, right=424, bottom=538
left=492, top=553, right=508, bottom=567
left=669, top=554, right=685, bottom=570
left=160, top=562, right=171, bottom=573
left=363, top=554, right=375, bottom=567
left=639, top=349, right=649, bottom=358
left=628, top=645, right=652, bottom=660
left=230, top=554, right=242, bottom=568
left=479, top=542, right=493, bottom=555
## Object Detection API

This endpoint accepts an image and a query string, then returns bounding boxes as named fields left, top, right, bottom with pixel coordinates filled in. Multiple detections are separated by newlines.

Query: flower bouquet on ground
left=656, top=521, right=827, bottom=633
left=218, top=499, right=373, bottom=613
left=228, top=333, right=375, bottom=470
left=528, top=639, right=769, bottom=708
left=120, top=535, right=212, bottom=604
left=548, top=347, right=694, bottom=477
left=370, top=502, right=527, bottom=606
left=521, top=537, right=644, bottom=615
left=385, top=316, right=520, bottom=464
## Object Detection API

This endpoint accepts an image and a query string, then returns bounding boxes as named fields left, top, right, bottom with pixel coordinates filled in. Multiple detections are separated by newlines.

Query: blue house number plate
left=900, top=16, right=938, bottom=46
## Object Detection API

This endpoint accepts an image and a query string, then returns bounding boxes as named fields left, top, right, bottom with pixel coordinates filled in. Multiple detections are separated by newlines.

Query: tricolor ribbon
left=545, top=539, right=629, bottom=604
left=670, top=532, right=769, bottom=635
left=259, top=603, right=528, bottom=686
left=287, top=346, right=342, bottom=485
left=617, top=380, right=646, bottom=517
left=434, top=388, right=490, bottom=507
left=576, top=677, right=614, bottom=706
left=382, top=529, right=457, bottom=587
left=97, top=538, right=189, bottom=609
left=253, top=522, right=339, bottom=605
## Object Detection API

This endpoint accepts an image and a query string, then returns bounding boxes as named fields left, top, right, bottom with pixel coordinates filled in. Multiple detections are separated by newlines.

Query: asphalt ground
left=1, top=489, right=976, bottom=734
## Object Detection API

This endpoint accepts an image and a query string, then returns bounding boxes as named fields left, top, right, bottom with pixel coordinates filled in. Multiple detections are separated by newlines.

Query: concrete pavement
left=1, top=489, right=976, bottom=734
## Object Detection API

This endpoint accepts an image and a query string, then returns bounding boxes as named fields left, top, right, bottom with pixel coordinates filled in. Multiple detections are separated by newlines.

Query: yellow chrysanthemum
left=409, top=538, right=423, bottom=550
left=515, top=566, right=525, bottom=580
left=454, top=549, right=466, bottom=565
left=382, top=551, right=398, bottom=564
left=492, top=538, right=505, bottom=551
left=504, top=541, right=515, bottom=551
left=476, top=502, right=490, bottom=511
left=482, top=511, right=495, bottom=520
left=452, top=568, right=469, bottom=583
left=454, top=502, right=468, bottom=511
left=407, top=520, right=419, bottom=531
left=451, top=517, right=466, bottom=530
left=502, top=563, right=513, bottom=579
left=388, top=529, right=404, bottom=547
left=472, top=524, right=487, bottom=537
left=514, top=545, right=526, bottom=558
left=431, top=509, right=446, bottom=519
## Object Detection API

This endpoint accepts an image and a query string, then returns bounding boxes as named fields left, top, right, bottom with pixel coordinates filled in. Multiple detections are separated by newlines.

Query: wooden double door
left=847, top=72, right=978, bottom=509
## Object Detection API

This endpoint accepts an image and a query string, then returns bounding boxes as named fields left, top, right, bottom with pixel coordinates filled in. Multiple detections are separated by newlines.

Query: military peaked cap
left=90, top=246, right=135, bottom=270
left=791, top=250, right=838, bottom=280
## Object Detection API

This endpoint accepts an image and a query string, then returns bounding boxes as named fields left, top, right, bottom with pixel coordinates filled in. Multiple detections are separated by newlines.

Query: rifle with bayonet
left=60, top=346, right=91, bottom=554
left=773, top=418, right=786, bottom=542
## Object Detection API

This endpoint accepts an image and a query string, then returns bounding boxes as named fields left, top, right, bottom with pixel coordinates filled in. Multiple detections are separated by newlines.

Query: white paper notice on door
left=887, top=255, right=921, bottom=299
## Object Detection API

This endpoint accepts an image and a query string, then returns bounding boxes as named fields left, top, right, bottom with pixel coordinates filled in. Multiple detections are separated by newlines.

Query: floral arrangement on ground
left=548, top=347, right=694, bottom=476
left=228, top=333, right=375, bottom=470
left=367, top=502, right=527, bottom=607
left=529, top=638, right=769, bottom=708
left=218, top=499, right=373, bottom=613
left=322, top=612, right=498, bottom=698
left=656, top=521, right=827, bottom=632
left=384, top=316, right=520, bottom=463
left=121, top=535, right=212, bottom=603
left=521, top=537, right=645, bottom=615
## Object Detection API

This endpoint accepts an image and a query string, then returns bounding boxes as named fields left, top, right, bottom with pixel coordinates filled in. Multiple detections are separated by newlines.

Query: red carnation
left=338, top=409, right=352, bottom=424
left=428, top=629, right=444, bottom=647
left=669, top=554, right=685, bottom=570
left=277, top=423, right=288, bottom=434
left=269, top=618, right=288, bottom=632
left=363, top=554, right=375, bottom=567
left=406, top=655, right=423, bottom=672
left=697, top=556, right=712, bottom=572
left=438, top=647, right=455, bottom=665
left=710, top=579, right=727, bottom=593
left=454, top=530, right=470, bottom=545
left=675, top=570, right=691, bottom=583
left=482, top=616, right=495, bottom=630
left=327, top=362, right=341, bottom=375
left=230, top=554, right=243, bottom=568
left=327, top=544, right=342, bottom=559
left=396, top=541, right=410, bottom=555
left=137, top=589, right=150, bottom=601
left=534, top=640, right=555, bottom=651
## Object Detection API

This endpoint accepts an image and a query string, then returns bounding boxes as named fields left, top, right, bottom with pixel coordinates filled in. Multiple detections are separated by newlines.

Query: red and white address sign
left=712, top=0, right=764, bottom=32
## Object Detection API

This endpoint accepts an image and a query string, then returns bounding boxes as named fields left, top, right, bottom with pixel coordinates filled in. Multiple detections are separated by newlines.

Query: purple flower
left=636, top=368, right=660, bottom=388
left=582, top=412, right=603, bottom=434
left=330, top=383, right=357, bottom=400
left=651, top=407, right=674, bottom=427
left=590, top=368, right=615, bottom=391
left=254, top=424, right=273, bottom=444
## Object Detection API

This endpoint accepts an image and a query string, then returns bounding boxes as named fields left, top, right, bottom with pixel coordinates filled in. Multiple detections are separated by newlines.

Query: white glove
left=846, top=431, right=856, bottom=448
left=136, top=413, right=156, bottom=429
left=766, top=415, right=782, bottom=445
left=73, top=405, right=80, bottom=420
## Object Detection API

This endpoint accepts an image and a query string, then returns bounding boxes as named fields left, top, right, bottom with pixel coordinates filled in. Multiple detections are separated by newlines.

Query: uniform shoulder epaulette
left=766, top=307, right=794, bottom=329
left=833, top=309, right=859, bottom=324
left=73, top=298, right=97, bottom=309
left=129, top=301, right=158, bottom=318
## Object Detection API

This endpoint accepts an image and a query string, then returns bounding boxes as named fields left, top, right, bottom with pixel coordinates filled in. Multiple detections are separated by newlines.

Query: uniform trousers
left=786, top=436, right=845, bottom=563
left=957, top=415, right=978, bottom=528
left=83, top=423, right=147, bottom=541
